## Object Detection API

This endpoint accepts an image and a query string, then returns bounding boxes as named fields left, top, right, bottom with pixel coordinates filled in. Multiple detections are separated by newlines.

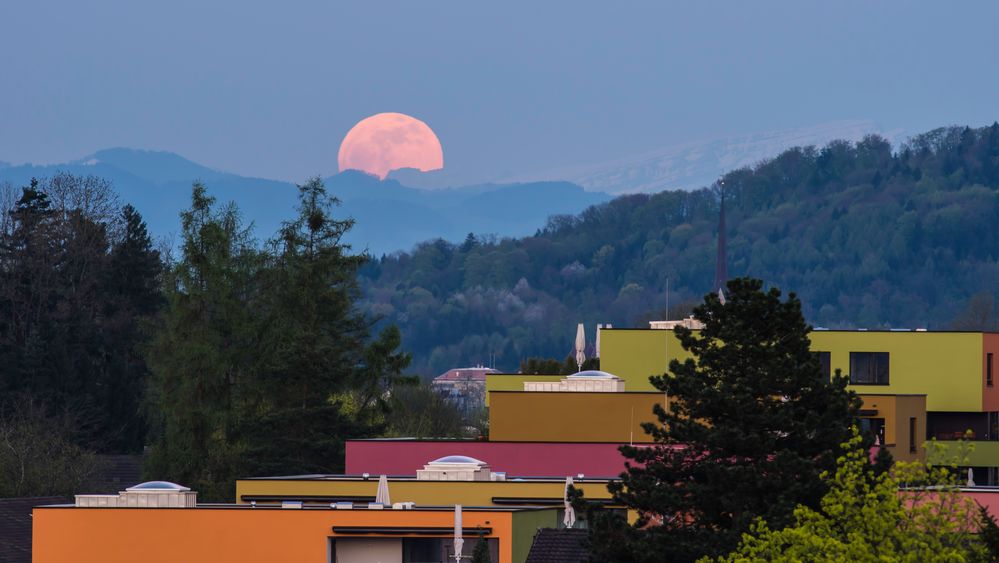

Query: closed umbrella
left=868, top=434, right=881, bottom=464
left=968, top=468, right=976, bottom=487
left=453, top=504, right=464, bottom=561
left=574, top=323, right=586, bottom=371
left=375, top=474, right=390, bottom=506
left=563, top=476, right=576, bottom=528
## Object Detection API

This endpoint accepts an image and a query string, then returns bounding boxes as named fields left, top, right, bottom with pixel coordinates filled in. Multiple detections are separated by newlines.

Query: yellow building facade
left=489, top=391, right=664, bottom=443
left=598, top=328, right=999, bottom=480
left=235, top=476, right=617, bottom=509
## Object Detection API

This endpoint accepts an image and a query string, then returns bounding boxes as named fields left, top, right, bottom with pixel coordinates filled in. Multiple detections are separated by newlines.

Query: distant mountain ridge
left=511, top=120, right=907, bottom=194
left=0, top=149, right=611, bottom=255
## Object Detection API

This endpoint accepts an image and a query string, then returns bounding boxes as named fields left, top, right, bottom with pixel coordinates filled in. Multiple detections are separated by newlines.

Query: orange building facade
left=33, top=503, right=556, bottom=563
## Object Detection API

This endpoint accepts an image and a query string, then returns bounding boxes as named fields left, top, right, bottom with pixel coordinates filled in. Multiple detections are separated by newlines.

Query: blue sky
left=1, top=1, right=998, bottom=184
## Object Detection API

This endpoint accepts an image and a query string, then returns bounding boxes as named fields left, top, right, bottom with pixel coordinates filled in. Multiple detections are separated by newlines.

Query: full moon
left=337, top=112, right=444, bottom=179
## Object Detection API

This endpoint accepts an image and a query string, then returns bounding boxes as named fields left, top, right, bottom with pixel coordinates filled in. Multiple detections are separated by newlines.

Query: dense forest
left=360, top=124, right=999, bottom=375
left=0, top=175, right=430, bottom=499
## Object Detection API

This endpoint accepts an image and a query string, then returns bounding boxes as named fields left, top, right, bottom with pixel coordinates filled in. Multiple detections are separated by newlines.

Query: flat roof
left=488, top=390, right=662, bottom=396
left=34, top=503, right=556, bottom=512
left=239, top=474, right=612, bottom=483
left=348, top=438, right=642, bottom=444
left=602, top=327, right=999, bottom=334
left=856, top=393, right=927, bottom=397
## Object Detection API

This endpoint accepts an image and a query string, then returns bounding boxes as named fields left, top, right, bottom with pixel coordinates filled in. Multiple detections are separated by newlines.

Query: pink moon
left=337, top=112, right=444, bottom=179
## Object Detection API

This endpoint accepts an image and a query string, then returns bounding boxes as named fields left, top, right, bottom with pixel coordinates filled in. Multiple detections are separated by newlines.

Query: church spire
left=714, top=180, right=728, bottom=293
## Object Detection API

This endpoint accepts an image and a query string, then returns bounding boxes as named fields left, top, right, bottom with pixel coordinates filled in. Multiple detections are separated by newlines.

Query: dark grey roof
left=85, top=454, right=143, bottom=494
left=526, top=528, right=589, bottom=563
left=0, top=497, right=70, bottom=563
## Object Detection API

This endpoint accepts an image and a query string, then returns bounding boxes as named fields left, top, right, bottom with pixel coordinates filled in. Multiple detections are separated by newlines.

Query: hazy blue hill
left=79, top=148, right=229, bottom=184
left=0, top=152, right=295, bottom=243
left=450, top=181, right=609, bottom=237
left=0, top=149, right=611, bottom=254
left=326, top=175, right=610, bottom=255
left=361, top=124, right=999, bottom=376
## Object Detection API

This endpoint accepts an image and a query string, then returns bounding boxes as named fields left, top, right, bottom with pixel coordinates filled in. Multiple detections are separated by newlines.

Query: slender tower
left=713, top=180, right=728, bottom=293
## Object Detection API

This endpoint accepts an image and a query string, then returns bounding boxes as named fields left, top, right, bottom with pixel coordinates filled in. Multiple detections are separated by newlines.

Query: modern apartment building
left=600, top=327, right=998, bottom=479
left=33, top=480, right=556, bottom=563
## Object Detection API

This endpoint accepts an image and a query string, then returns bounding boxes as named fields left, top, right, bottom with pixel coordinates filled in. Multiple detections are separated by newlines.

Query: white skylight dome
left=77, top=481, right=197, bottom=508
left=524, top=370, right=626, bottom=392
left=417, top=455, right=502, bottom=482
left=126, top=481, right=191, bottom=492
left=567, top=370, right=619, bottom=379
left=430, top=455, right=485, bottom=465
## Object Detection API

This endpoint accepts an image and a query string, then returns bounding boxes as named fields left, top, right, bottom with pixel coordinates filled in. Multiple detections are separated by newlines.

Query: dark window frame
left=860, top=417, right=886, bottom=444
left=814, top=351, right=832, bottom=380
left=849, top=352, right=890, bottom=385
left=909, top=417, right=917, bottom=453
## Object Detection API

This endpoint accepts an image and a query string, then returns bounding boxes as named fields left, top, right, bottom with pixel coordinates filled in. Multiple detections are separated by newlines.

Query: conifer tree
left=145, top=184, right=259, bottom=499
left=470, top=531, right=492, bottom=563
left=238, top=177, right=409, bottom=477
left=980, top=505, right=999, bottom=561
left=716, top=429, right=985, bottom=561
left=0, top=177, right=158, bottom=453
left=585, top=278, right=860, bottom=562
left=102, top=204, right=163, bottom=451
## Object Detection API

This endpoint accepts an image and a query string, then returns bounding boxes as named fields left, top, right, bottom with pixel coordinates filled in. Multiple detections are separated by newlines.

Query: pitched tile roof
left=433, top=367, right=498, bottom=382
left=525, top=527, right=589, bottom=563
left=0, top=497, right=70, bottom=563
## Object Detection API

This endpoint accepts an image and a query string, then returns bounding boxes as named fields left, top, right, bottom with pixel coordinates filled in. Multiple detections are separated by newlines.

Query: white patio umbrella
left=968, top=468, right=976, bottom=487
left=375, top=474, right=390, bottom=506
left=453, top=504, right=464, bottom=561
left=574, top=323, right=586, bottom=371
left=563, top=476, right=576, bottom=528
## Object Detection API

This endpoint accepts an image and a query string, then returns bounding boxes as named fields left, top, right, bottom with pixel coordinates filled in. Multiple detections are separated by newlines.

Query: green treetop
left=715, top=429, right=986, bottom=562
left=584, top=278, right=861, bottom=562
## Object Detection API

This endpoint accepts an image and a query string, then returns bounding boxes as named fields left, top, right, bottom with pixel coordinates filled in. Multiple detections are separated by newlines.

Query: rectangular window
left=988, top=353, right=994, bottom=387
left=909, top=417, right=917, bottom=453
left=813, top=352, right=831, bottom=380
left=404, top=538, right=442, bottom=562
left=859, top=418, right=886, bottom=443
left=850, top=352, right=890, bottom=385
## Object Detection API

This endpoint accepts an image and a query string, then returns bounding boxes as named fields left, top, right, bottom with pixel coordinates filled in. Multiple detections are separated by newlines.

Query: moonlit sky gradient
left=1, top=1, right=998, bottom=184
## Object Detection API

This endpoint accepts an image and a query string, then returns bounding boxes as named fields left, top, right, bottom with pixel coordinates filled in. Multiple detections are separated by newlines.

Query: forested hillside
left=361, top=124, right=999, bottom=376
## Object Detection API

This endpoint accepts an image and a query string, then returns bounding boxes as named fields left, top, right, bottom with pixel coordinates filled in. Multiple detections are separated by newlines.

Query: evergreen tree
left=101, top=204, right=163, bottom=451
left=461, top=232, right=478, bottom=252
left=145, top=184, right=259, bottom=500
left=239, top=177, right=409, bottom=477
left=0, top=182, right=58, bottom=400
left=716, top=430, right=985, bottom=562
left=0, top=176, right=155, bottom=452
left=585, top=278, right=860, bottom=562
left=471, top=531, right=492, bottom=563
left=979, top=505, right=999, bottom=562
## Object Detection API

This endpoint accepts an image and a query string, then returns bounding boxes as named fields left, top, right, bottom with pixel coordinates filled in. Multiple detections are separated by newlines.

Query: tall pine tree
left=145, top=184, right=259, bottom=500
left=101, top=204, right=163, bottom=451
left=585, top=278, right=860, bottom=562
left=146, top=179, right=409, bottom=496
left=239, top=177, right=409, bottom=477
